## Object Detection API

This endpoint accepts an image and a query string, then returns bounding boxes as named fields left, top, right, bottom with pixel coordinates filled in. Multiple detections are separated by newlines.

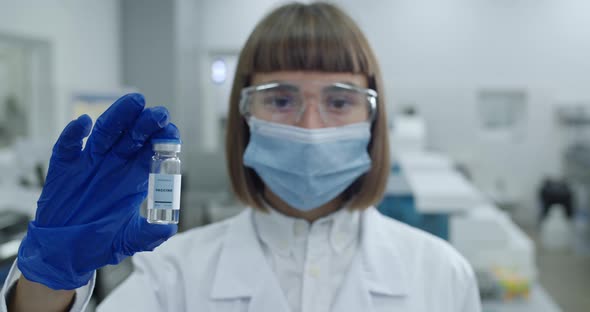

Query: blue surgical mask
left=243, top=117, right=372, bottom=211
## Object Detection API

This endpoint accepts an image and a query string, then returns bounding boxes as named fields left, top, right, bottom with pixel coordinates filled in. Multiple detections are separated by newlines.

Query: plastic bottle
left=540, top=204, right=572, bottom=251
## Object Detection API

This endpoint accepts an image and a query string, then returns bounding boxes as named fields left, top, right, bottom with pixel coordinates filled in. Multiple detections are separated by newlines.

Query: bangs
left=243, top=3, right=375, bottom=75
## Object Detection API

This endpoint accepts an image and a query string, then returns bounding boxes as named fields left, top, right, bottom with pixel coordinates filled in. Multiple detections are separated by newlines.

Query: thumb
left=123, top=215, right=177, bottom=255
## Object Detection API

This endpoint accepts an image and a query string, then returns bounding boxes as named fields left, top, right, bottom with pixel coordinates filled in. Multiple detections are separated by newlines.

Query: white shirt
left=254, top=207, right=360, bottom=312
left=0, top=207, right=482, bottom=312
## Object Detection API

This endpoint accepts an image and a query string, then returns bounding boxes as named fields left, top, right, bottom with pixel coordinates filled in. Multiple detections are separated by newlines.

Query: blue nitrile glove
left=17, top=93, right=180, bottom=290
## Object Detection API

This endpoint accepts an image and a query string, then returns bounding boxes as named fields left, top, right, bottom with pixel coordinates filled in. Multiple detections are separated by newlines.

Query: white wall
left=0, top=44, right=29, bottom=143
left=121, top=0, right=174, bottom=113
left=194, top=0, right=590, bottom=223
left=0, top=0, right=121, bottom=140
left=197, top=0, right=281, bottom=151
left=335, top=0, right=590, bottom=222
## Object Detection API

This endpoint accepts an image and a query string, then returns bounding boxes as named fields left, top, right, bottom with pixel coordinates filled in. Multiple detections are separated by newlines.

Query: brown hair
left=225, top=2, right=390, bottom=210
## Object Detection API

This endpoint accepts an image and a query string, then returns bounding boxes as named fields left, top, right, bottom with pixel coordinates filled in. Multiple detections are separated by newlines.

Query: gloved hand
left=17, top=93, right=180, bottom=290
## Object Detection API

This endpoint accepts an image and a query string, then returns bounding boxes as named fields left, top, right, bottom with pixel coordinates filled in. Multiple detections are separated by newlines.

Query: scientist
left=2, top=2, right=481, bottom=312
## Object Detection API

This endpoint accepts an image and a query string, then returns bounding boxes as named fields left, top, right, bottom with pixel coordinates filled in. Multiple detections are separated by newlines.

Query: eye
left=328, top=97, right=351, bottom=109
left=263, top=92, right=297, bottom=112
left=270, top=96, right=293, bottom=108
left=325, top=94, right=355, bottom=113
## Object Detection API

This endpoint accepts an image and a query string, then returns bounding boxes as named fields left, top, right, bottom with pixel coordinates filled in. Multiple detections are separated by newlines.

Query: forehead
left=252, top=71, right=368, bottom=88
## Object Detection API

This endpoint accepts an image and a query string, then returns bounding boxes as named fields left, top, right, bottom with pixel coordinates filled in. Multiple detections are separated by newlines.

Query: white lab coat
left=1, top=207, right=481, bottom=312
left=97, top=207, right=480, bottom=311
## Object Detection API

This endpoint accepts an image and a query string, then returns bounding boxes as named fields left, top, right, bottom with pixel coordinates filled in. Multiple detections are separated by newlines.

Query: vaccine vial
left=147, top=139, right=182, bottom=224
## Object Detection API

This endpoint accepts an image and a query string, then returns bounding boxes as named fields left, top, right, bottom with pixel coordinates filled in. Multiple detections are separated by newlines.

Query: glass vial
left=147, top=139, right=182, bottom=224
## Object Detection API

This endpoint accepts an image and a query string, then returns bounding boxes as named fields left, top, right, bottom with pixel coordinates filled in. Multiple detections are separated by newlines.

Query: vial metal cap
left=152, top=138, right=182, bottom=153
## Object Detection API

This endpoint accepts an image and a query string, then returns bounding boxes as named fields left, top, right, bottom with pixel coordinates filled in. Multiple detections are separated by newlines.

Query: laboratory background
left=0, top=0, right=589, bottom=311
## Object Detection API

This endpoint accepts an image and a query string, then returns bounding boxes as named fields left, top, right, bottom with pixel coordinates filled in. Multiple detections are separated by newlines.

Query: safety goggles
left=239, top=80, right=377, bottom=127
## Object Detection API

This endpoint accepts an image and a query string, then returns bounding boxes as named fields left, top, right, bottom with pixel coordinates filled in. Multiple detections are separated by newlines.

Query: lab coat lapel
left=332, top=207, right=409, bottom=311
left=210, top=209, right=290, bottom=312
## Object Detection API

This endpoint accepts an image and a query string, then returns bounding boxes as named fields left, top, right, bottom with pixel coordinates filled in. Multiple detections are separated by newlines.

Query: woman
left=2, top=2, right=481, bottom=312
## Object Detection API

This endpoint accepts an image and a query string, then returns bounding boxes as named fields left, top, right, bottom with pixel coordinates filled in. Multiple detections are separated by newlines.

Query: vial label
left=148, top=174, right=181, bottom=210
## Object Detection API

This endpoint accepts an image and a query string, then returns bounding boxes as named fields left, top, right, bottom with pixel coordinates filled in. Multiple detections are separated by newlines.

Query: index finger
left=86, top=93, right=146, bottom=155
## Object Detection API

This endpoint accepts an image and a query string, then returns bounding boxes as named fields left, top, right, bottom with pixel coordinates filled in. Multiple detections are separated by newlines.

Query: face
left=247, top=71, right=371, bottom=129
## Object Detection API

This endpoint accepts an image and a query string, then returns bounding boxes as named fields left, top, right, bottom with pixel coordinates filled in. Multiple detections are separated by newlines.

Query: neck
left=263, top=188, right=344, bottom=223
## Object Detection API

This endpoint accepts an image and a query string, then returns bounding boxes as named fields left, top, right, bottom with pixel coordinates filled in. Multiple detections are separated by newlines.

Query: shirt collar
left=211, top=207, right=408, bottom=301
left=253, top=203, right=360, bottom=257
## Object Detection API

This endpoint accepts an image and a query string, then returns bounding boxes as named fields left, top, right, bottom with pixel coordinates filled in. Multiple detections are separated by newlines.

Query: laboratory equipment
left=558, top=103, right=590, bottom=255
left=476, top=268, right=530, bottom=302
left=388, top=109, right=427, bottom=155
left=379, top=165, right=450, bottom=239
left=540, top=205, right=572, bottom=251
left=539, top=179, right=573, bottom=220
left=148, top=139, right=182, bottom=224
left=451, top=205, right=537, bottom=281
left=380, top=150, right=486, bottom=239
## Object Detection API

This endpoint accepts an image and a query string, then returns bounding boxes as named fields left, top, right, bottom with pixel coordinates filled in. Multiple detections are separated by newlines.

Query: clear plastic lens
left=243, top=82, right=375, bottom=127
left=261, top=90, right=300, bottom=112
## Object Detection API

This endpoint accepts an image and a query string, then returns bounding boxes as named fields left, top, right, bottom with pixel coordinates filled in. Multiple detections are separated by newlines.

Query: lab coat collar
left=210, top=208, right=288, bottom=308
left=332, top=207, right=409, bottom=311
left=359, top=207, right=409, bottom=297
left=210, top=207, right=408, bottom=309
left=330, top=207, right=361, bottom=253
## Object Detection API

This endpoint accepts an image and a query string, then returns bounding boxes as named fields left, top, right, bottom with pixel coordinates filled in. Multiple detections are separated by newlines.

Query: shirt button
left=279, top=240, right=289, bottom=250
left=308, top=266, right=320, bottom=278
left=293, top=220, right=308, bottom=237
left=334, top=233, right=346, bottom=245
